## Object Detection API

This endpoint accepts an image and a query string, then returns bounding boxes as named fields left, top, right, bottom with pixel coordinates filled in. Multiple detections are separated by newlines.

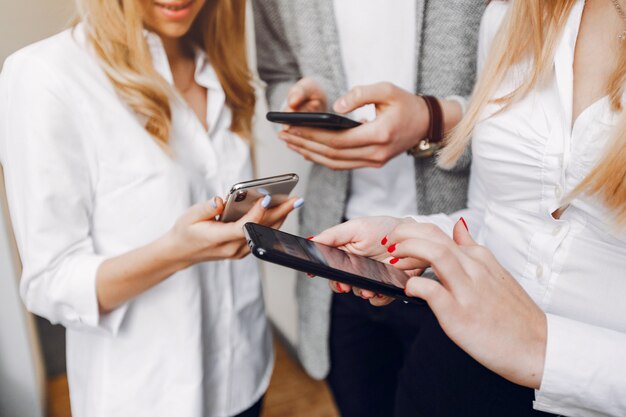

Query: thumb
left=313, top=220, right=361, bottom=247
left=179, top=197, right=224, bottom=225
left=333, top=82, right=395, bottom=114
left=287, top=85, right=304, bottom=108
left=452, top=217, right=475, bottom=246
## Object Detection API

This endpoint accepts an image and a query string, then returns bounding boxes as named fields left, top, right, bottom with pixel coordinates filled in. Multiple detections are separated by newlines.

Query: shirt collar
left=145, top=31, right=226, bottom=136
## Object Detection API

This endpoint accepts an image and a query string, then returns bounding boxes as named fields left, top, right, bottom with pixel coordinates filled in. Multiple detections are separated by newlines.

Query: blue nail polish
left=262, top=195, right=272, bottom=208
left=210, top=198, right=217, bottom=208
left=293, top=198, right=305, bottom=209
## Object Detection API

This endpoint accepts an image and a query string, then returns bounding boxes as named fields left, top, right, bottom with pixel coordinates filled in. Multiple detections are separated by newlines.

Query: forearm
left=96, top=233, right=189, bottom=312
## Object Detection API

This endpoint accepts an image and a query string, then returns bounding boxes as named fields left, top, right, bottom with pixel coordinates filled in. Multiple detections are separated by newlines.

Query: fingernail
left=460, top=217, right=469, bottom=231
left=334, top=98, right=347, bottom=112
left=306, top=236, right=315, bottom=240
left=262, top=195, right=272, bottom=208
left=307, top=273, right=315, bottom=278
left=210, top=198, right=217, bottom=208
left=293, top=198, right=305, bottom=209
left=390, top=257, right=399, bottom=265
left=387, top=244, right=397, bottom=253
left=381, top=236, right=388, bottom=245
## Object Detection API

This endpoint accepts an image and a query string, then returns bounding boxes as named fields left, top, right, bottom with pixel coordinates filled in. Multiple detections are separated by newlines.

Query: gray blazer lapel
left=413, top=0, right=427, bottom=92
left=314, top=0, right=348, bottom=102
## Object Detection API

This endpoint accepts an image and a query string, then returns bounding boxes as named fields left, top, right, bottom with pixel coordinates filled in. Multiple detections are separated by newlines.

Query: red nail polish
left=307, top=236, right=315, bottom=240
left=390, top=257, right=399, bottom=265
left=381, top=236, right=388, bottom=245
left=387, top=244, right=397, bottom=253
left=307, top=273, right=315, bottom=278
left=460, top=217, right=469, bottom=231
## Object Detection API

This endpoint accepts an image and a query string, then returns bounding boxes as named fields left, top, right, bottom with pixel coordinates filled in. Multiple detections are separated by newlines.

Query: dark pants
left=327, top=292, right=422, bottom=417
left=327, top=293, right=558, bottom=417
left=232, top=396, right=264, bottom=417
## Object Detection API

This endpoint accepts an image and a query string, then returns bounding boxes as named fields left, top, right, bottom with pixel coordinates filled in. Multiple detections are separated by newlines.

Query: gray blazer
left=254, top=0, right=485, bottom=379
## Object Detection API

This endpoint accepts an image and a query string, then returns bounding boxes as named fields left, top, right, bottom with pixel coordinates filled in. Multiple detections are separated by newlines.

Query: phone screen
left=252, top=224, right=411, bottom=289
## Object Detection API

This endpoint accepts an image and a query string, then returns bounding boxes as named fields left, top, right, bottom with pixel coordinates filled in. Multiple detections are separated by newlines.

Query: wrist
left=157, top=231, right=194, bottom=273
left=407, top=95, right=444, bottom=158
left=439, top=99, right=463, bottom=134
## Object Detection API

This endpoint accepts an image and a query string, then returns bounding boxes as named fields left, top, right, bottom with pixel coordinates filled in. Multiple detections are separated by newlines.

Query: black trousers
left=327, top=293, right=558, bottom=417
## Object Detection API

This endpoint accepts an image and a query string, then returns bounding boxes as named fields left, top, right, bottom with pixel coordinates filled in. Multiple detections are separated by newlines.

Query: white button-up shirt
left=0, top=26, right=272, bottom=417
left=334, top=0, right=419, bottom=220
left=412, top=2, right=626, bottom=416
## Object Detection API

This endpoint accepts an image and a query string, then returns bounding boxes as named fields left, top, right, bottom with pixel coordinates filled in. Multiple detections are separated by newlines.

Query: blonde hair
left=75, top=0, right=255, bottom=144
left=440, top=0, right=626, bottom=223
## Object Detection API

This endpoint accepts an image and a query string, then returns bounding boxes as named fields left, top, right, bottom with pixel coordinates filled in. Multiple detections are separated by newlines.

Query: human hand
left=278, top=82, right=430, bottom=170
left=311, top=216, right=418, bottom=306
left=386, top=219, right=547, bottom=389
left=166, top=195, right=303, bottom=265
left=282, top=77, right=328, bottom=113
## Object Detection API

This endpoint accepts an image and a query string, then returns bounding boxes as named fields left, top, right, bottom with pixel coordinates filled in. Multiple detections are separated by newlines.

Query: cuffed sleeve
left=0, top=50, right=126, bottom=335
left=533, top=314, right=626, bottom=417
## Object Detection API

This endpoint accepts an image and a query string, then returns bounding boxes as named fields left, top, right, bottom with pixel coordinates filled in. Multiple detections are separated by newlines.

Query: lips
left=154, top=0, right=194, bottom=11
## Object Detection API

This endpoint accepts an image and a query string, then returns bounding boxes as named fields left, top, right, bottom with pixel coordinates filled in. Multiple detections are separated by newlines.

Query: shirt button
left=551, top=225, right=563, bottom=236
left=536, top=265, right=544, bottom=279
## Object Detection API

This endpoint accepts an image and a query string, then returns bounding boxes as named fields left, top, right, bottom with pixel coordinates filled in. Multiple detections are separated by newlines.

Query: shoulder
left=1, top=26, right=93, bottom=95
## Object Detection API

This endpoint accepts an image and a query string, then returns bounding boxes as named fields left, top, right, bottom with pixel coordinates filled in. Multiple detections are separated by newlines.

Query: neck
left=161, top=36, right=190, bottom=68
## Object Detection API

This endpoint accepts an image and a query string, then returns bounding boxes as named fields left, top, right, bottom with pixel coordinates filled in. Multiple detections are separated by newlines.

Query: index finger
left=284, top=121, right=381, bottom=149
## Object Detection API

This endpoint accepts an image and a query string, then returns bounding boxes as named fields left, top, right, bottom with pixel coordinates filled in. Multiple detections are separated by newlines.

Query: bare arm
left=96, top=196, right=300, bottom=312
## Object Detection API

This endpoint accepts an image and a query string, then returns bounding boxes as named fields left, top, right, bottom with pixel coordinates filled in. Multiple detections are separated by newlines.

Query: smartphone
left=267, top=112, right=362, bottom=130
left=243, top=223, right=423, bottom=304
left=220, top=174, right=299, bottom=222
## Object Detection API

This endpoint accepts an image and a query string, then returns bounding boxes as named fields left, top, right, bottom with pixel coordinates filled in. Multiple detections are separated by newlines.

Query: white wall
left=254, top=98, right=311, bottom=346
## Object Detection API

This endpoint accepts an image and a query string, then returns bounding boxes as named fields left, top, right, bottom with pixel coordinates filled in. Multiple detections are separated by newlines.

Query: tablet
left=243, top=223, right=423, bottom=304
left=266, top=112, right=362, bottom=130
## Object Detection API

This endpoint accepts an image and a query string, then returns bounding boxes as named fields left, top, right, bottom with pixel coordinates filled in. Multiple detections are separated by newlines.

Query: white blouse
left=412, top=2, right=626, bottom=416
left=0, top=26, right=272, bottom=417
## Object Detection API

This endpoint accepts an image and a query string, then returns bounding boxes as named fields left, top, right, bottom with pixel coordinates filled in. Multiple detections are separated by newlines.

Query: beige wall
left=0, top=0, right=76, bottom=68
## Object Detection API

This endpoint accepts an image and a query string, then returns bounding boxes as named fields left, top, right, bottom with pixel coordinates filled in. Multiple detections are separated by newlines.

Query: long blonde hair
left=75, top=0, right=255, bottom=143
left=440, top=0, right=626, bottom=223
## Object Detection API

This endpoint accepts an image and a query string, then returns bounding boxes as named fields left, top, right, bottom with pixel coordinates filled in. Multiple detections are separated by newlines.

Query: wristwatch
left=406, top=95, right=444, bottom=158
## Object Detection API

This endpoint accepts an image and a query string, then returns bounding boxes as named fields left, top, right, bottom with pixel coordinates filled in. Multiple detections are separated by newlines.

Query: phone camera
left=235, top=191, right=247, bottom=202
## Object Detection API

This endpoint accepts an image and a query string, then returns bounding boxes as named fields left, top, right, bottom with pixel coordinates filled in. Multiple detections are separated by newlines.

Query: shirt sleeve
left=0, top=50, right=126, bottom=335
left=533, top=314, right=626, bottom=417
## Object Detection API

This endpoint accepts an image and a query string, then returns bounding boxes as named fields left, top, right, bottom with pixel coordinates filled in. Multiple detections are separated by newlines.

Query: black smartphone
left=266, top=111, right=362, bottom=130
left=221, top=173, right=299, bottom=222
left=243, top=223, right=423, bottom=304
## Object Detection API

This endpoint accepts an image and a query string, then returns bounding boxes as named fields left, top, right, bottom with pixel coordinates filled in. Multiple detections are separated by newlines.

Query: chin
left=157, top=22, right=195, bottom=39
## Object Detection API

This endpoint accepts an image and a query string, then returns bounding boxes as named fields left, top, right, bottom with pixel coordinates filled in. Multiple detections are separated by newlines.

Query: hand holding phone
left=243, top=223, right=423, bottom=304
left=221, top=174, right=299, bottom=222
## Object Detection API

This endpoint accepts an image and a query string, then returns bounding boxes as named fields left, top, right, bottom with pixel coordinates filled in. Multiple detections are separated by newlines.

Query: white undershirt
left=334, top=0, right=418, bottom=219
